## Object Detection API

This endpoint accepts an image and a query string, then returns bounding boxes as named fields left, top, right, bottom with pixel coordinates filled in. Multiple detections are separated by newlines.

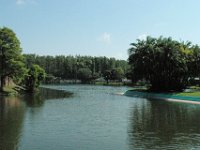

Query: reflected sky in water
left=128, top=99, right=200, bottom=149
left=1, top=85, right=200, bottom=150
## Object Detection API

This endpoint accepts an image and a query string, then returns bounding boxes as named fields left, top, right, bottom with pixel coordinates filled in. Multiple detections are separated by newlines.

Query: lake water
left=1, top=85, right=200, bottom=150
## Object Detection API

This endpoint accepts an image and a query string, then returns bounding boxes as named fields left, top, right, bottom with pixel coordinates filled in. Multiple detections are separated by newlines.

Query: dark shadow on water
left=0, top=96, right=26, bottom=150
left=22, top=87, right=73, bottom=107
left=39, top=87, right=73, bottom=100
left=0, top=87, right=73, bottom=149
left=128, top=99, right=200, bottom=149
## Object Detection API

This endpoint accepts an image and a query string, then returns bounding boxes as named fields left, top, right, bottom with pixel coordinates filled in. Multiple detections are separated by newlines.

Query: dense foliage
left=128, top=36, right=200, bottom=91
left=77, top=68, right=92, bottom=83
left=0, top=27, right=46, bottom=93
left=23, top=54, right=128, bottom=82
left=24, top=64, right=46, bottom=92
left=103, top=68, right=124, bottom=84
left=0, top=27, right=26, bottom=91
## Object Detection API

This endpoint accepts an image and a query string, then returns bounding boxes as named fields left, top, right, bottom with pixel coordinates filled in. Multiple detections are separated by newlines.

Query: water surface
left=1, top=85, right=200, bottom=149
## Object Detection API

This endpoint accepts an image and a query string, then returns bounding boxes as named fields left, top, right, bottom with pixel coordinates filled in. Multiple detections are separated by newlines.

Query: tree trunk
left=106, top=79, right=109, bottom=84
left=0, top=76, right=5, bottom=91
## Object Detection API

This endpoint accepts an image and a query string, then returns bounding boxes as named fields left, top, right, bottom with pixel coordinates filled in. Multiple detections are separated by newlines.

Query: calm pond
left=1, top=85, right=200, bottom=150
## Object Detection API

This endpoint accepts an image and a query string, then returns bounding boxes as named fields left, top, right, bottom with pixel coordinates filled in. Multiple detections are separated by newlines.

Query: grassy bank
left=0, top=86, right=18, bottom=96
left=177, top=92, right=200, bottom=97
left=127, top=86, right=200, bottom=97
left=0, top=85, right=26, bottom=96
left=176, top=87, right=200, bottom=97
left=95, top=81, right=124, bottom=86
left=94, top=81, right=133, bottom=86
left=124, top=86, right=200, bottom=102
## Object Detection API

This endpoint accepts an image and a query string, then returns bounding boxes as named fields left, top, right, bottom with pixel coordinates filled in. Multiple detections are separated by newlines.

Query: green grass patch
left=176, top=91, right=200, bottom=97
left=174, top=86, right=200, bottom=97
left=95, top=81, right=124, bottom=86
left=129, top=86, right=200, bottom=97
left=0, top=86, right=18, bottom=96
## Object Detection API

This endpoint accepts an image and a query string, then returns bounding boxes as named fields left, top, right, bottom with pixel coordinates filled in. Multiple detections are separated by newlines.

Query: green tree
left=0, top=27, right=26, bottom=91
left=25, top=64, right=46, bottom=92
left=23, top=54, right=129, bottom=82
left=103, top=70, right=112, bottom=84
left=187, top=45, right=200, bottom=77
left=77, top=68, right=92, bottom=83
left=111, top=67, right=124, bottom=81
left=184, top=44, right=200, bottom=86
left=128, top=36, right=189, bottom=91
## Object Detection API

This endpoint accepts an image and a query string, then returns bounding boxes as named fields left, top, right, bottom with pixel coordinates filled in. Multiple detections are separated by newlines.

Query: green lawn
left=176, top=91, right=200, bottom=97
left=175, top=91, right=200, bottom=97
left=130, top=86, right=200, bottom=97
left=176, top=87, right=200, bottom=97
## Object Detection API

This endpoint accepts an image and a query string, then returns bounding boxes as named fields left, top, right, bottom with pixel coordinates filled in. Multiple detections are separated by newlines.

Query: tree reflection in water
left=23, top=87, right=73, bottom=107
left=128, top=99, right=200, bottom=149
left=0, top=96, right=26, bottom=150
left=0, top=87, right=72, bottom=149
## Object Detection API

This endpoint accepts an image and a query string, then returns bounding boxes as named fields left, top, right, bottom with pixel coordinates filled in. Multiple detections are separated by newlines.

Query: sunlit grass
left=176, top=87, right=200, bottom=97
left=0, top=86, right=18, bottom=95
left=129, top=86, right=200, bottom=97
left=177, top=92, right=200, bottom=97
left=176, top=92, right=200, bottom=97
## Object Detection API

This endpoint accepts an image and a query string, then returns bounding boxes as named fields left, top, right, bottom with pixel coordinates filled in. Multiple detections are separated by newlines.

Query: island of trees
left=128, top=36, right=200, bottom=92
left=1, top=27, right=200, bottom=94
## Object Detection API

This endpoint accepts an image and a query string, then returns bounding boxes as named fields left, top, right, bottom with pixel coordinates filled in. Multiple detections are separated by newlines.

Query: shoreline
left=124, top=90, right=200, bottom=103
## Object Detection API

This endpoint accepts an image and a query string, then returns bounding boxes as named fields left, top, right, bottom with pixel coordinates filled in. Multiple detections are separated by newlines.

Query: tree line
left=23, top=54, right=129, bottom=83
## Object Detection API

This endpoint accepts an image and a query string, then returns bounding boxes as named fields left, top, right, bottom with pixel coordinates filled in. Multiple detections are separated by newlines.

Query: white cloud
left=138, top=34, right=147, bottom=40
left=98, top=32, right=111, bottom=44
left=16, top=0, right=37, bottom=5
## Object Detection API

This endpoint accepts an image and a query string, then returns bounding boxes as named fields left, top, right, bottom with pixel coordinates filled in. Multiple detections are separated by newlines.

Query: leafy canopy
left=0, top=27, right=26, bottom=90
left=128, top=36, right=199, bottom=91
left=25, top=64, right=46, bottom=92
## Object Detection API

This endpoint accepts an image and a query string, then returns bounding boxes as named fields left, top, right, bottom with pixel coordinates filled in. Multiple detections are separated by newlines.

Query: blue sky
left=1, top=0, right=200, bottom=60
